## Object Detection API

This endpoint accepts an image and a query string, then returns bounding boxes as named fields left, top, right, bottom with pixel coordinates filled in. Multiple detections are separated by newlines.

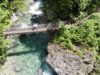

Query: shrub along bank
left=52, top=12, right=100, bottom=61
left=0, top=0, right=27, bottom=66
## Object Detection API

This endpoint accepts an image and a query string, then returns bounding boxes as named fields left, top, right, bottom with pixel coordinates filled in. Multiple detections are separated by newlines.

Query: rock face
left=46, top=44, right=98, bottom=75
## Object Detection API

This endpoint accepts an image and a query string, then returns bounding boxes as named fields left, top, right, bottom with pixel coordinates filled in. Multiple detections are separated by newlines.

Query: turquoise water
left=1, top=0, right=56, bottom=74
left=7, top=33, right=51, bottom=75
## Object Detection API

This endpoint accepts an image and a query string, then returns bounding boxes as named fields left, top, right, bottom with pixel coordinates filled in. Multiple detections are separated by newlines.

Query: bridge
left=3, top=14, right=91, bottom=35
left=3, top=24, right=59, bottom=35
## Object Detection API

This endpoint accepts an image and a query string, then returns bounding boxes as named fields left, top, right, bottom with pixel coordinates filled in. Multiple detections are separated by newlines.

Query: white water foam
left=28, top=1, right=43, bottom=15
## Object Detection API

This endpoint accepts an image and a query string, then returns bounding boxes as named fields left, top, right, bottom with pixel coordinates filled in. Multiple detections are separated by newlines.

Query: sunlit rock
left=46, top=44, right=97, bottom=75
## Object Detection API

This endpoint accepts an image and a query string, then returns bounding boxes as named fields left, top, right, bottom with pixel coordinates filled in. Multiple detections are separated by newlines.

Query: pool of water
left=0, top=33, right=53, bottom=75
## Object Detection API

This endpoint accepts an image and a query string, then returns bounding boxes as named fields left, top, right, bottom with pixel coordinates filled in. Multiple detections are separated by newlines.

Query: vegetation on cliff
left=50, top=12, right=100, bottom=75
left=53, top=13, right=100, bottom=51
left=0, top=0, right=27, bottom=65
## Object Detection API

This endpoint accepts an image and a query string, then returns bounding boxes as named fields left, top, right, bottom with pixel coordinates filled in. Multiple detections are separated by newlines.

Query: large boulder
left=46, top=44, right=97, bottom=75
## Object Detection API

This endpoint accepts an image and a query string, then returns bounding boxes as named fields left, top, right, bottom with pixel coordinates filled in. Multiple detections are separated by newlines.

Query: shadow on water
left=7, top=33, right=58, bottom=75
left=8, top=33, right=51, bottom=62
left=7, top=50, right=38, bottom=56
left=5, top=0, right=58, bottom=74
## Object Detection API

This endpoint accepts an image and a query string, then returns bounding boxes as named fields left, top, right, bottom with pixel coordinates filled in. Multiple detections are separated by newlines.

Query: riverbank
left=46, top=44, right=100, bottom=75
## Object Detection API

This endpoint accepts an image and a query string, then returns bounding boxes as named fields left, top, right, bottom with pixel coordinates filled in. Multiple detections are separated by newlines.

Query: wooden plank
left=3, top=27, right=59, bottom=35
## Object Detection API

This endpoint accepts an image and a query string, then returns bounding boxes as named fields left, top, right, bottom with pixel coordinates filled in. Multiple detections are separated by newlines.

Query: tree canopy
left=9, top=0, right=28, bottom=12
left=42, top=0, right=100, bottom=21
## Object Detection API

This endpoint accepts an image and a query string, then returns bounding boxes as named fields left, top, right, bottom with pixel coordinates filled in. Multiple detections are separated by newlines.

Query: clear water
left=0, top=33, right=57, bottom=75
left=4, top=33, right=51, bottom=75
left=0, top=0, right=57, bottom=75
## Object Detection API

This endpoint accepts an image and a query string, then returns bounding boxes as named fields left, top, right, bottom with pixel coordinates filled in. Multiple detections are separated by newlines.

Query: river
left=0, top=33, right=53, bottom=75
left=0, top=0, right=57, bottom=75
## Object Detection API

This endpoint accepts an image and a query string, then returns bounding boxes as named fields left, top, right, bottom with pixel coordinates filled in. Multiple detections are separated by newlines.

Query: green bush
left=53, top=13, right=100, bottom=51
left=10, top=0, right=28, bottom=12
left=90, top=13, right=100, bottom=19
left=0, top=0, right=28, bottom=66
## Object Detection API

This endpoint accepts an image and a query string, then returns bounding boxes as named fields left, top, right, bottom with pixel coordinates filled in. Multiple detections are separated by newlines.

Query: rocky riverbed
left=46, top=44, right=100, bottom=75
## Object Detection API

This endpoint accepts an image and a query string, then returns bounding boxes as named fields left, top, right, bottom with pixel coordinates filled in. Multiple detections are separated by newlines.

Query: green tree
left=42, top=0, right=100, bottom=21
left=9, top=0, right=28, bottom=12
left=0, top=0, right=11, bottom=64
left=86, top=0, right=100, bottom=14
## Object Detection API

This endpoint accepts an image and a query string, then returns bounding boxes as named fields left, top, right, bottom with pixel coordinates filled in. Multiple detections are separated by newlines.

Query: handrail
left=3, top=26, right=59, bottom=35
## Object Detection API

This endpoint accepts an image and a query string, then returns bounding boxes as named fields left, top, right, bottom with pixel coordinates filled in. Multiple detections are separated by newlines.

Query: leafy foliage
left=0, top=0, right=27, bottom=65
left=42, top=0, right=100, bottom=21
left=53, top=13, right=100, bottom=51
left=9, top=0, right=28, bottom=12
left=86, top=0, right=100, bottom=14
left=0, top=0, right=11, bottom=65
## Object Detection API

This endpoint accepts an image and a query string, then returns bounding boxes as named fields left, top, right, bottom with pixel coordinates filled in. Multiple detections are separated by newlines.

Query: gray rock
left=46, top=44, right=96, bottom=75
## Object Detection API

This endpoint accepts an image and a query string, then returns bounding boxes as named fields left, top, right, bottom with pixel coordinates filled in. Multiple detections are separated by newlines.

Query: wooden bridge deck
left=3, top=26, right=59, bottom=35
